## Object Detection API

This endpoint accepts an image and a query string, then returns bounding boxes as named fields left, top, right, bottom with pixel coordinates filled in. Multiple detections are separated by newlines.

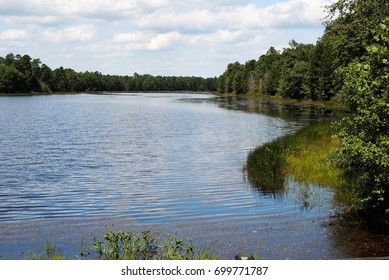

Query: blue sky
left=0, top=0, right=334, bottom=77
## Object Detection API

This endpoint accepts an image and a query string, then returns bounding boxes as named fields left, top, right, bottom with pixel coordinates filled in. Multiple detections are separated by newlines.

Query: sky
left=0, top=0, right=334, bottom=77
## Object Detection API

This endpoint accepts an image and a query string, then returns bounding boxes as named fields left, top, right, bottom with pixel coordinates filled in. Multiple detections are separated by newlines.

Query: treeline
left=217, top=0, right=389, bottom=102
left=0, top=54, right=217, bottom=94
left=217, top=42, right=325, bottom=99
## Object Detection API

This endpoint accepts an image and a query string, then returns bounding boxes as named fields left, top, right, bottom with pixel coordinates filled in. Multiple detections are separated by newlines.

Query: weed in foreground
left=92, top=229, right=219, bottom=260
left=28, top=242, right=64, bottom=260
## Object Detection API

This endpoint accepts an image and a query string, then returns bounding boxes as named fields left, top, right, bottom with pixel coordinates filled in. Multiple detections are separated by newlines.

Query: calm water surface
left=0, top=93, right=308, bottom=222
left=1, top=93, right=388, bottom=259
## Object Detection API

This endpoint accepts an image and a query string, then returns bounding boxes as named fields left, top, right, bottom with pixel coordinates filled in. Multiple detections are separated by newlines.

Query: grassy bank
left=244, top=122, right=345, bottom=192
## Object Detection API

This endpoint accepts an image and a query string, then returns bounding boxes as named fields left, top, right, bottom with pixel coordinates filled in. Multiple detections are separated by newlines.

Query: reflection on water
left=211, top=95, right=340, bottom=123
left=247, top=174, right=336, bottom=214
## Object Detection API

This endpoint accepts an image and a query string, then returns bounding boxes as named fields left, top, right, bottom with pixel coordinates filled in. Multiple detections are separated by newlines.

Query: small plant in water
left=28, top=242, right=64, bottom=260
left=92, top=228, right=219, bottom=260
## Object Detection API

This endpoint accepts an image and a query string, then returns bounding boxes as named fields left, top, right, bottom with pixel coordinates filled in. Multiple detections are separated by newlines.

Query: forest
left=0, top=54, right=217, bottom=94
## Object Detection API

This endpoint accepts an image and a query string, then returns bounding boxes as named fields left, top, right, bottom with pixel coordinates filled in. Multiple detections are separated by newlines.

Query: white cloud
left=3, top=15, right=60, bottom=25
left=136, top=8, right=216, bottom=31
left=42, top=25, right=96, bottom=43
left=112, top=31, right=183, bottom=51
left=0, top=28, right=28, bottom=41
left=147, top=32, right=182, bottom=51
left=0, top=0, right=171, bottom=21
left=187, top=29, right=246, bottom=46
left=259, top=0, right=328, bottom=28
left=113, top=32, right=150, bottom=44
left=0, top=0, right=329, bottom=28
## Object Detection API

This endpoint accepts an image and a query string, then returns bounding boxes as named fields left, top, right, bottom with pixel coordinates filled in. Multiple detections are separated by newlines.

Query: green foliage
left=332, top=17, right=389, bottom=226
left=0, top=54, right=40, bottom=93
left=277, top=41, right=314, bottom=99
left=92, top=229, right=218, bottom=260
left=217, top=40, right=333, bottom=100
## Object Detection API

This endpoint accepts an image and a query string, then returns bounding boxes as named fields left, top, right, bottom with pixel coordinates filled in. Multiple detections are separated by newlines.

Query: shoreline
left=0, top=214, right=342, bottom=260
left=2, top=210, right=389, bottom=260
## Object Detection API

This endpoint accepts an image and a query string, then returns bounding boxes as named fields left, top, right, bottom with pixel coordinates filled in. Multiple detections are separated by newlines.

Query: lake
left=1, top=93, right=388, bottom=259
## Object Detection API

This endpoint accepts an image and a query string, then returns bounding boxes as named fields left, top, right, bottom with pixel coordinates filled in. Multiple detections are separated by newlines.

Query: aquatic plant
left=244, top=122, right=345, bottom=194
left=91, top=229, right=218, bottom=260
left=244, top=139, right=288, bottom=192
left=28, top=242, right=64, bottom=260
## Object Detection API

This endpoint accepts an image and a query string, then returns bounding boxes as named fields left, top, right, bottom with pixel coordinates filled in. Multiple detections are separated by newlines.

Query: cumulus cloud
left=0, top=28, right=28, bottom=41
left=113, top=32, right=150, bottom=44
left=135, top=0, right=329, bottom=32
left=112, top=31, right=183, bottom=51
left=0, top=0, right=330, bottom=28
left=42, top=25, right=96, bottom=43
left=136, top=8, right=217, bottom=32
left=0, top=0, right=170, bottom=21
left=147, top=32, right=182, bottom=50
left=3, top=15, right=60, bottom=25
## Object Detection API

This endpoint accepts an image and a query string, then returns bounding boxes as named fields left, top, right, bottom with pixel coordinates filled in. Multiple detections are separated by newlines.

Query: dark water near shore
left=0, top=93, right=388, bottom=259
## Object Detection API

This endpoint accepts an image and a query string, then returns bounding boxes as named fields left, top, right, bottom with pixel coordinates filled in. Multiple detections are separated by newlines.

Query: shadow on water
left=210, top=95, right=341, bottom=123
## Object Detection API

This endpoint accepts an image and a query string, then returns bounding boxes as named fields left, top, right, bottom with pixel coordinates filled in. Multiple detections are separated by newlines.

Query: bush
left=332, top=18, right=389, bottom=227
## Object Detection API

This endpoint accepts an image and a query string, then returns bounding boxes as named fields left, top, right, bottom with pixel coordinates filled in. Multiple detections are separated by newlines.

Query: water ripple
left=0, top=93, right=331, bottom=224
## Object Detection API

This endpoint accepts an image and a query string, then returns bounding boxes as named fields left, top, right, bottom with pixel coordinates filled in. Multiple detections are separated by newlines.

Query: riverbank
left=244, top=122, right=345, bottom=197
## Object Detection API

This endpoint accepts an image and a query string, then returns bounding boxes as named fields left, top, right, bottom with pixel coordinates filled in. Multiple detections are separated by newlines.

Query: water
left=1, top=93, right=388, bottom=259
left=0, top=93, right=305, bottom=222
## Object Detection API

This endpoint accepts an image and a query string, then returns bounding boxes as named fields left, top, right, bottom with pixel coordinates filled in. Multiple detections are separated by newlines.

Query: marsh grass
left=244, top=122, right=345, bottom=192
left=244, top=140, right=288, bottom=192
left=284, top=123, right=345, bottom=188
